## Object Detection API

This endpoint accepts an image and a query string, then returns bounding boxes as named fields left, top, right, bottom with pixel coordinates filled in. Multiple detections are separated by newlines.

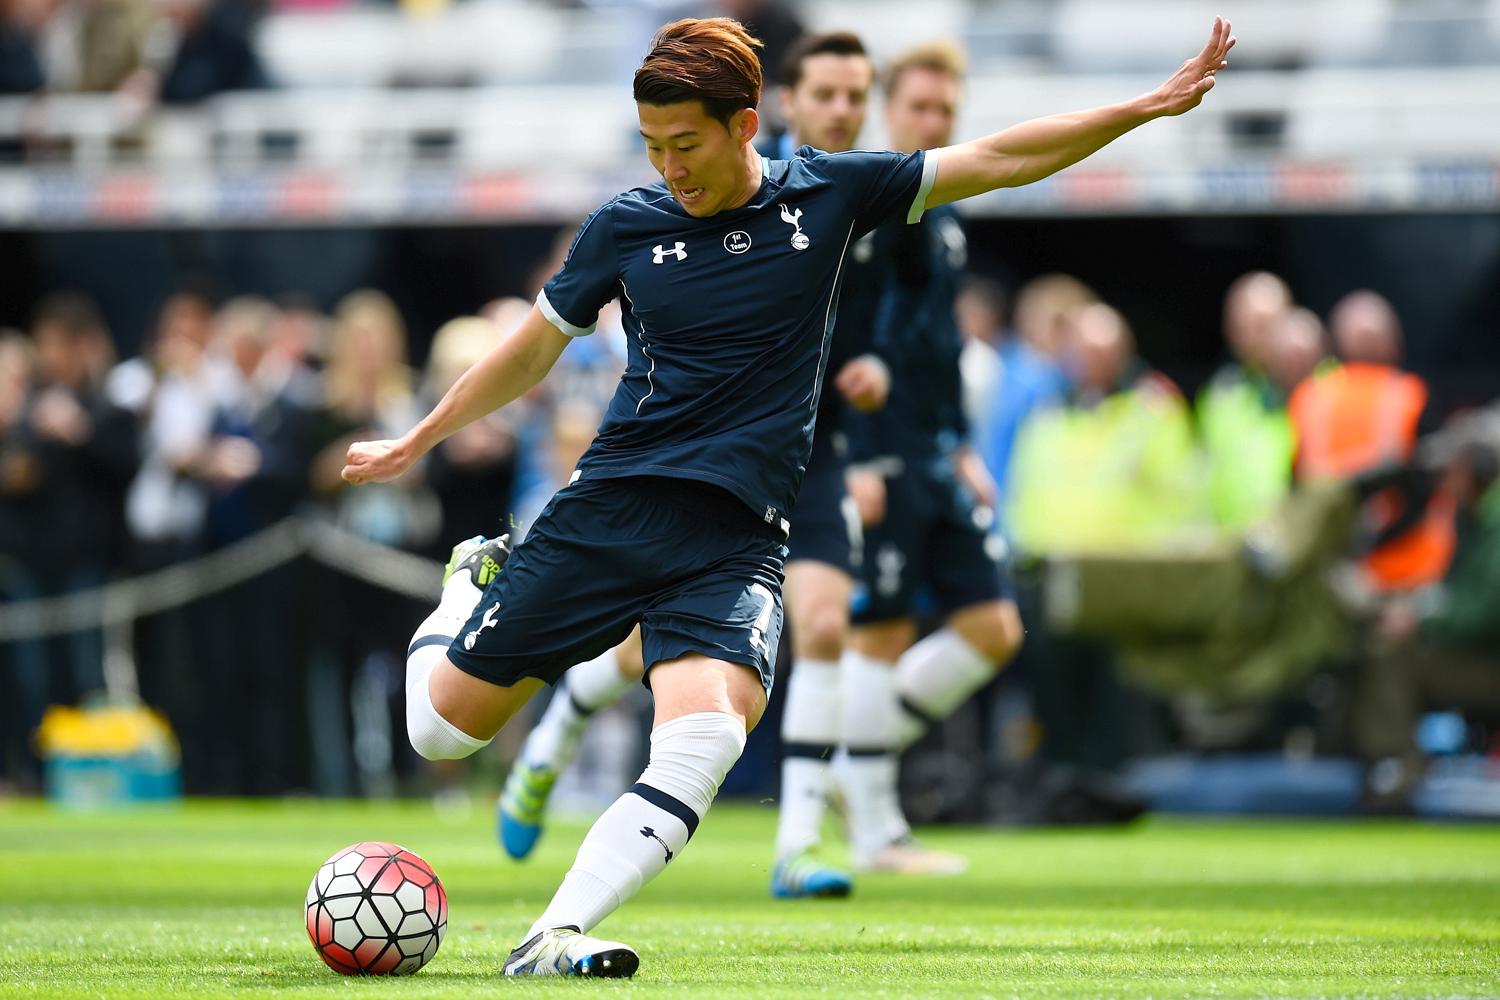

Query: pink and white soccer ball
left=305, top=841, right=448, bottom=975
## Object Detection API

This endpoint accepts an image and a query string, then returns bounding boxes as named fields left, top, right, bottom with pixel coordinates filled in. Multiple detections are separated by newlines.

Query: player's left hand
left=835, top=355, right=891, bottom=413
left=1154, top=15, right=1235, bottom=117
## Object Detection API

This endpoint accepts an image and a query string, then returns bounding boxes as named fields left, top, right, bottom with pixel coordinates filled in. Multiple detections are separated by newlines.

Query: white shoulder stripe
left=537, top=289, right=596, bottom=338
left=907, top=148, right=941, bottom=224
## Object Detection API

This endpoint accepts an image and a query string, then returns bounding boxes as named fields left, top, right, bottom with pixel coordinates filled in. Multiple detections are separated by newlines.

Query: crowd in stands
left=0, top=232, right=627, bottom=793
left=0, top=0, right=802, bottom=103
left=4, top=255, right=1497, bottom=810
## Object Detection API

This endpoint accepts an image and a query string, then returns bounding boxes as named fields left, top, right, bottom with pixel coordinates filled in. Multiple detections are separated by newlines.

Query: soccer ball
left=305, top=841, right=448, bottom=975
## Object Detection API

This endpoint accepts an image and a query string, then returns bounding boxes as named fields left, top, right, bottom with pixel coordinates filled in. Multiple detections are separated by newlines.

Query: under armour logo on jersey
left=779, top=204, right=810, bottom=250
left=640, top=826, right=673, bottom=863
left=652, top=242, right=687, bottom=264
left=463, top=602, right=501, bottom=650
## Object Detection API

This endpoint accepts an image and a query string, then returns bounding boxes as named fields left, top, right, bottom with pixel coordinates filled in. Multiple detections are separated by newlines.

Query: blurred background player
left=758, top=30, right=895, bottom=900
left=841, top=41, right=1025, bottom=875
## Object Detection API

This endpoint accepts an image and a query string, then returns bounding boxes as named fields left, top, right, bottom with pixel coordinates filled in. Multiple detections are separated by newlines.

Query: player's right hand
left=835, top=356, right=891, bottom=413
left=342, top=438, right=414, bottom=486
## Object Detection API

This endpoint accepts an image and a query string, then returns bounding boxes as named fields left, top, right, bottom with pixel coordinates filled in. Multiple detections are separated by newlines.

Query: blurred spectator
left=513, top=396, right=605, bottom=530
left=116, top=288, right=224, bottom=553
left=1008, top=302, right=1204, bottom=555
left=1197, top=272, right=1295, bottom=531
left=955, top=276, right=1004, bottom=432
left=308, top=289, right=431, bottom=544
left=0, top=297, right=137, bottom=786
left=197, top=296, right=316, bottom=791
left=1265, top=306, right=1329, bottom=397
left=421, top=315, right=517, bottom=552
left=306, top=289, right=434, bottom=795
left=40, top=0, right=152, bottom=93
left=111, top=287, right=228, bottom=790
left=977, top=274, right=1094, bottom=524
left=1351, top=440, right=1500, bottom=808
left=0, top=0, right=47, bottom=95
left=119, top=0, right=268, bottom=108
left=1289, top=290, right=1451, bottom=593
left=267, top=292, right=328, bottom=378
left=22, top=294, right=138, bottom=667
left=0, top=328, right=43, bottom=789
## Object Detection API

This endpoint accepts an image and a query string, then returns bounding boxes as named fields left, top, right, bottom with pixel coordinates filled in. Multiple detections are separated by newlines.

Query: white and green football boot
left=770, top=849, right=853, bottom=899
left=498, top=757, right=558, bottom=860
left=442, top=533, right=512, bottom=590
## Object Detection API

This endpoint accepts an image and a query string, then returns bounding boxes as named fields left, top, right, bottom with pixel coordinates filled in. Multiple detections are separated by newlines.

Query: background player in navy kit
left=764, top=32, right=894, bottom=900
left=341, top=15, right=1235, bottom=977
left=841, top=41, right=1023, bottom=874
left=495, top=31, right=894, bottom=898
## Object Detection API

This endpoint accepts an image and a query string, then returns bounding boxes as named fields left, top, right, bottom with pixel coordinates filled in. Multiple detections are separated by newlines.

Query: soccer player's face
left=886, top=68, right=960, bottom=153
left=639, top=102, right=757, bottom=218
left=780, top=53, right=873, bottom=154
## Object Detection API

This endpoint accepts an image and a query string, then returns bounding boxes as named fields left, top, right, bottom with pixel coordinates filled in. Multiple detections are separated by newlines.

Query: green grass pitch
left=1, top=798, right=1496, bottom=998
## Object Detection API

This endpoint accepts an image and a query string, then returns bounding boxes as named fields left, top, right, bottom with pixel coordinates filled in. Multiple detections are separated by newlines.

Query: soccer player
left=342, top=15, right=1234, bottom=977
left=497, top=29, right=891, bottom=900
left=839, top=41, right=1022, bottom=874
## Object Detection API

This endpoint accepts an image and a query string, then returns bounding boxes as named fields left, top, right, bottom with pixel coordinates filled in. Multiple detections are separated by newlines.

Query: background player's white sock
left=895, top=627, right=997, bottom=748
left=520, top=647, right=635, bottom=772
left=773, top=658, right=840, bottom=859
left=404, top=572, right=491, bottom=760
left=527, top=712, right=745, bottom=937
left=836, top=649, right=909, bottom=861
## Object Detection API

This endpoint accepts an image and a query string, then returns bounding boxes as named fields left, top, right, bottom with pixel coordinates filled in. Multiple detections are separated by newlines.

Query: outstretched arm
left=928, top=16, right=1234, bottom=206
left=342, top=305, right=570, bottom=485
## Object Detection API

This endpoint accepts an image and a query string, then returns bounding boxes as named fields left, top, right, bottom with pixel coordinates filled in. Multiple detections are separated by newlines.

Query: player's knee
left=955, top=601, right=1024, bottom=665
left=795, top=601, right=849, bottom=660
left=406, top=670, right=492, bottom=761
left=644, top=710, right=747, bottom=818
left=852, top=619, right=915, bottom=664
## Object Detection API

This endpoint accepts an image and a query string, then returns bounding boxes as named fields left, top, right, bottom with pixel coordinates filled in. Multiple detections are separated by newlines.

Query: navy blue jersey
left=761, top=137, right=893, bottom=468
left=849, top=203, right=969, bottom=463
left=538, top=146, right=937, bottom=528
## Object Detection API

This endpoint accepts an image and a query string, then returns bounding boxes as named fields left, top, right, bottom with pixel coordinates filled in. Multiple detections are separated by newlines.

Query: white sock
left=527, top=711, right=745, bottom=937
left=895, top=627, right=997, bottom=748
left=836, top=650, right=909, bottom=860
left=405, top=572, right=492, bottom=760
left=773, top=658, right=840, bottom=859
left=521, top=648, right=635, bottom=772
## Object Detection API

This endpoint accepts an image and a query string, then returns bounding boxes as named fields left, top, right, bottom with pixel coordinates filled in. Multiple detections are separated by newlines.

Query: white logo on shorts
left=463, top=601, right=501, bottom=650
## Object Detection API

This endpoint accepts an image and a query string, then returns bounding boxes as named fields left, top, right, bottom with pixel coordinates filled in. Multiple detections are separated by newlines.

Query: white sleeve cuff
left=536, top=289, right=596, bottom=338
left=907, top=148, right=941, bottom=224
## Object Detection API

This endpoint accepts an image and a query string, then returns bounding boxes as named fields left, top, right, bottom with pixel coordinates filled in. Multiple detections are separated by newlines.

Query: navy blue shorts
left=785, top=442, right=861, bottom=575
left=446, top=476, right=786, bottom=692
left=851, top=460, right=1013, bottom=624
